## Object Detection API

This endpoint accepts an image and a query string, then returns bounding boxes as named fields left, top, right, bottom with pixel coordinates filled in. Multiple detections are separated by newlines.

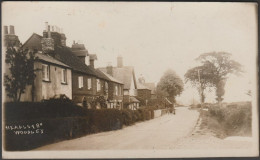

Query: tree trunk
left=18, top=89, right=22, bottom=102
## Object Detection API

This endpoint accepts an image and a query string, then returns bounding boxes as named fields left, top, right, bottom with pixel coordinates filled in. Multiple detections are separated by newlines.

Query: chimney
left=4, top=25, right=20, bottom=47
left=60, top=32, right=66, bottom=47
left=106, top=63, right=113, bottom=76
left=9, top=25, right=15, bottom=34
left=4, top=26, right=8, bottom=34
left=117, top=55, right=123, bottom=68
left=48, top=25, right=51, bottom=38
left=41, top=23, right=54, bottom=54
left=89, top=54, right=97, bottom=68
left=90, top=59, right=94, bottom=68
left=45, top=22, right=48, bottom=31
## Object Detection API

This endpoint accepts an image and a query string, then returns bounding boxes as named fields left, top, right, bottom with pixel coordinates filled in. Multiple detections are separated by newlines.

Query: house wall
left=72, top=72, right=96, bottom=103
left=40, top=62, right=72, bottom=101
left=107, top=82, right=123, bottom=109
left=19, top=61, right=72, bottom=102
left=129, top=75, right=137, bottom=96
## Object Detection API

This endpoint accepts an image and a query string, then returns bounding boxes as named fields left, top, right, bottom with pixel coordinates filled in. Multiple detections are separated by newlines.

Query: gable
left=22, top=33, right=42, bottom=51
left=99, top=66, right=137, bottom=90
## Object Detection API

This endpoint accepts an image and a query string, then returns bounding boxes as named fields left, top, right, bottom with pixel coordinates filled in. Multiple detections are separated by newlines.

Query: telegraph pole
left=198, top=69, right=203, bottom=109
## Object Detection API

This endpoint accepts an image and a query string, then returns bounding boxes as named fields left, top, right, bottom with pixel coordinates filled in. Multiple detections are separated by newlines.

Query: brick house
left=97, top=69, right=124, bottom=109
left=136, top=82, right=151, bottom=106
left=99, top=56, right=140, bottom=110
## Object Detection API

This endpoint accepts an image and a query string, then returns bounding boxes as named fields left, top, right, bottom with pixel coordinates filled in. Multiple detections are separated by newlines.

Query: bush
left=207, top=102, right=252, bottom=137
left=4, top=101, right=88, bottom=121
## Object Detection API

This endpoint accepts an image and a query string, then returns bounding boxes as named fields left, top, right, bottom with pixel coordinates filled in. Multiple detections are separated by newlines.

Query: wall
left=129, top=75, right=137, bottom=96
left=19, top=61, right=72, bottom=102
left=41, top=62, right=72, bottom=100
left=72, top=72, right=96, bottom=103
left=154, top=110, right=162, bottom=118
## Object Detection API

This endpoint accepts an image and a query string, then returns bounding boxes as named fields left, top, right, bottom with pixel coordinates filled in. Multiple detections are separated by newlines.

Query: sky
left=2, top=2, right=258, bottom=104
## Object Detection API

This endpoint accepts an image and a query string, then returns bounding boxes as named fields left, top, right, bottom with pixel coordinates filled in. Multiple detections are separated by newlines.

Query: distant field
left=200, top=101, right=252, bottom=138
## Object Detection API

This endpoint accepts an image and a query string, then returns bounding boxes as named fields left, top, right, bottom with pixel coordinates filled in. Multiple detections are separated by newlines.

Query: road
left=36, top=107, right=199, bottom=150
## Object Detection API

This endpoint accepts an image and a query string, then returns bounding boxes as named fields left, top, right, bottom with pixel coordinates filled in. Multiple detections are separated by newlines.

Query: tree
left=4, top=47, right=37, bottom=102
left=184, top=65, right=214, bottom=103
left=196, top=52, right=243, bottom=103
left=157, top=69, right=184, bottom=104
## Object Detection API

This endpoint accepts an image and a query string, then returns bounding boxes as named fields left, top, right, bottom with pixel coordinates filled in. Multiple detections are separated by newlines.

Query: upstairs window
left=87, top=78, right=92, bottom=90
left=61, top=69, right=67, bottom=84
left=78, top=76, right=83, bottom=89
left=97, top=79, right=101, bottom=91
left=42, top=64, right=50, bottom=81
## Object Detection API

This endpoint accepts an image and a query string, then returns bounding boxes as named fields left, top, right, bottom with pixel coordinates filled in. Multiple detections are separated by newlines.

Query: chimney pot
left=45, top=22, right=48, bottom=31
left=4, top=26, right=8, bottom=34
left=9, top=25, right=15, bottom=34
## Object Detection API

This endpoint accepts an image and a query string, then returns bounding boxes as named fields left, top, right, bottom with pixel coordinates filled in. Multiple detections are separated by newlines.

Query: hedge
left=4, top=102, right=158, bottom=151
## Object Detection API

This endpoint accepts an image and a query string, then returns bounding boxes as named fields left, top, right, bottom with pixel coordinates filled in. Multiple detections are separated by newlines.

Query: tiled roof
left=91, top=67, right=110, bottom=81
left=71, top=43, right=85, bottom=50
left=97, top=69, right=123, bottom=84
left=36, top=52, right=71, bottom=68
left=53, top=46, right=100, bottom=77
left=71, top=43, right=89, bottom=57
left=71, top=50, right=89, bottom=57
left=99, top=66, right=137, bottom=90
left=23, top=33, right=109, bottom=80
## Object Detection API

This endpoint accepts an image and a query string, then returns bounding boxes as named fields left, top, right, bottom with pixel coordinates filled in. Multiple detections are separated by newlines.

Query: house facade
left=4, top=25, right=73, bottom=102
left=99, top=56, right=140, bottom=110
left=97, top=69, right=124, bottom=109
left=21, top=22, right=112, bottom=106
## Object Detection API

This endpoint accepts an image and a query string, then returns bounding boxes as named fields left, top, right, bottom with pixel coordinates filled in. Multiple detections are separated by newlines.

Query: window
left=115, top=85, right=118, bottom=95
left=42, top=64, right=50, bottom=81
left=87, top=78, right=92, bottom=90
left=97, top=79, right=101, bottom=91
left=78, top=76, right=83, bottom=88
left=61, top=69, right=67, bottom=84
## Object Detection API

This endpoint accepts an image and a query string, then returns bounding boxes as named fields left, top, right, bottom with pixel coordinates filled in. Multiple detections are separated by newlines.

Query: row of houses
left=3, top=23, right=156, bottom=110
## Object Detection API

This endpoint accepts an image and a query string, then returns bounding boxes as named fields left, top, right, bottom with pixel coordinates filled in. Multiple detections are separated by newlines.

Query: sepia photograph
left=1, top=1, right=259, bottom=159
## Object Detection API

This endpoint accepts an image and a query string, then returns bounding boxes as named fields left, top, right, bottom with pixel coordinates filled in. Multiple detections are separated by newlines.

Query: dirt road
left=36, top=107, right=199, bottom=150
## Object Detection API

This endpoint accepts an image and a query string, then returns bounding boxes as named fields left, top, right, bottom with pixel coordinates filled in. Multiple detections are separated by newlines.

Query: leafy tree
left=157, top=69, right=184, bottom=104
left=196, top=52, right=243, bottom=102
left=185, top=65, right=214, bottom=103
left=4, top=47, right=37, bottom=102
